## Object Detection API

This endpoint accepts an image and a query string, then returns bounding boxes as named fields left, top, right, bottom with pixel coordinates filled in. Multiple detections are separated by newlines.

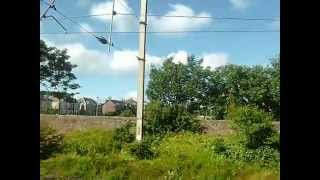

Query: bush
left=212, top=137, right=228, bottom=154
left=40, top=127, right=63, bottom=160
left=104, top=111, right=120, bottom=116
left=62, top=129, right=114, bottom=156
left=119, top=109, right=135, bottom=117
left=127, top=136, right=158, bottom=160
left=228, top=105, right=277, bottom=149
left=128, top=142, right=154, bottom=160
left=41, top=108, right=59, bottom=114
left=145, top=101, right=201, bottom=135
left=41, top=130, right=279, bottom=179
left=112, top=123, right=135, bottom=151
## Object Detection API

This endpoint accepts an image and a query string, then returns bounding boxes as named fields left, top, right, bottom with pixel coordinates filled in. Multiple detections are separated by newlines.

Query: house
left=59, top=100, right=80, bottom=115
left=40, top=94, right=60, bottom=113
left=78, top=97, right=97, bottom=116
left=102, top=100, right=125, bottom=115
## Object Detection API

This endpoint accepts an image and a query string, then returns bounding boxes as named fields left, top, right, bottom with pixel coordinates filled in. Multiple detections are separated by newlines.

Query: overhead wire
left=40, top=12, right=279, bottom=22
left=40, top=0, right=123, bottom=50
left=40, top=30, right=279, bottom=35
left=40, top=0, right=279, bottom=50
left=117, top=0, right=139, bottom=19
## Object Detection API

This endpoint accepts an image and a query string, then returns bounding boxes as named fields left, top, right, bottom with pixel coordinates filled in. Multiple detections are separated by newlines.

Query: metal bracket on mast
left=40, top=0, right=68, bottom=33
left=108, top=0, right=116, bottom=52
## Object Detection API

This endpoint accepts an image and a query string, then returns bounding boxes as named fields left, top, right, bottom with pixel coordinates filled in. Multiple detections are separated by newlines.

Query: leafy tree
left=40, top=39, right=80, bottom=98
left=147, top=56, right=211, bottom=113
left=146, top=54, right=280, bottom=119
left=211, top=56, right=280, bottom=119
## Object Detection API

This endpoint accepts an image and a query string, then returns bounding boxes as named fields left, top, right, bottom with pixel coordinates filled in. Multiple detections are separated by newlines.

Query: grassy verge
left=40, top=127, right=279, bottom=179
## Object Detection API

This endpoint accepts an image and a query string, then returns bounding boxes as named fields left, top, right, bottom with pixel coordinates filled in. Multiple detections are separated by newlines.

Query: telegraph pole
left=136, top=0, right=148, bottom=141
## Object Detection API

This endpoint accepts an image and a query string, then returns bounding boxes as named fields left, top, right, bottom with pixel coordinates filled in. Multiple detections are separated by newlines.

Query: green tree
left=147, top=56, right=211, bottom=113
left=146, top=54, right=280, bottom=119
left=40, top=39, right=80, bottom=96
left=212, top=56, right=280, bottom=119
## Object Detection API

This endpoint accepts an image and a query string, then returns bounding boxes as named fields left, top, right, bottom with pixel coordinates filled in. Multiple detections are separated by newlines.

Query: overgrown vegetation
left=144, top=101, right=202, bottom=135
left=40, top=42, right=279, bottom=178
left=40, top=104, right=279, bottom=179
left=40, top=127, right=63, bottom=160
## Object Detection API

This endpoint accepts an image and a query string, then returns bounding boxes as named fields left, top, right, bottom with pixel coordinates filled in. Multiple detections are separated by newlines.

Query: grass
left=40, top=128, right=279, bottom=179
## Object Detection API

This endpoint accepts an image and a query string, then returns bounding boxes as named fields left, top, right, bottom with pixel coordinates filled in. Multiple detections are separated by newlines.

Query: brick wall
left=40, top=114, right=280, bottom=135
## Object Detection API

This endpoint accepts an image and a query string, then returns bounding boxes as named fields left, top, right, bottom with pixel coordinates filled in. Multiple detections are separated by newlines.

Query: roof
left=40, top=94, right=59, bottom=101
left=79, top=97, right=97, bottom=104
left=105, top=100, right=124, bottom=106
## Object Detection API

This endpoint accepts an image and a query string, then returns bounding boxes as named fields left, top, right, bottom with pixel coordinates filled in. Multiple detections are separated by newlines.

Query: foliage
left=146, top=54, right=280, bottom=119
left=41, top=129, right=280, bottom=179
left=111, top=123, right=135, bottom=151
left=122, top=99, right=137, bottom=116
left=128, top=140, right=155, bottom=160
left=62, top=129, right=114, bottom=156
left=40, top=108, right=59, bottom=115
left=40, top=39, right=80, bottom=96
left=40, top=153, right=128, bottom=179
left=40, top=127, right=63, bottom=160
left=104, top=111, right=120, bottom=116
left=147, top=56, right=212, bottom=112
left=228, top=105, right=277, bottom=149
left=144, top=101, right=201, bottom=135
left=212, top=137, right=228, bottom=154
left=119, top=109, right=135, bottom=117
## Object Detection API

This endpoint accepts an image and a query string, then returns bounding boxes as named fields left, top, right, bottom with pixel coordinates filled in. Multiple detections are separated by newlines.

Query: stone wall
left=40, top=114, right=280, bottom=135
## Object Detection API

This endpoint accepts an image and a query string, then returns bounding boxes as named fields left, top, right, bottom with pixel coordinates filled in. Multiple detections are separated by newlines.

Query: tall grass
left=40, top=129, right=279, bottom=179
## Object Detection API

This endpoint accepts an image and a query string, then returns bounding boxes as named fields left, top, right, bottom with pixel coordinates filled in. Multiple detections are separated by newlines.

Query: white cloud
left=167, top=50, right=188, bottom=64
left=229, top=0, right=251, bottom=10
left=90, top=2, right=211, bottom=33
left=125, top=91, right=137, bottom=100
left=90, top=0, right=137, bottom=31
left=201, top=53, right=229, bottom=69
left=41, top=39, right=229, bottom=76
left=110, top=50, right=162, bottom=72
left=56, top=43, right=111, bottom=75
left=79, top=23, right=93, bottom=32
left=109, top=50, right=138, bottom=72
left=42, top=38, right=162, bottom=76
left=148, top=4, right=211, bottom=32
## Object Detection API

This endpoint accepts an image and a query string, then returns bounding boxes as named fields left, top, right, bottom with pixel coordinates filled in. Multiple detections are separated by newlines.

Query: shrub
left=228, top=105, right=277, bottom=149
left=212, top=137, right=228, bottom=154
left=119, top=109, right=135, bottom=117
left=40, top=127, right=63, bottom=160
left=127, top=136, right=158, bottom=160
left=266, top=132, right=280, bottom=151
left=253, top=147, right=280, bottom=169
left=144, top=101, right=201, bottom=135
left=104, top=111, right=120, bottom=116
left=62, top=129, right=114, bottom=156
left=111, top=123, right=135, bottom=151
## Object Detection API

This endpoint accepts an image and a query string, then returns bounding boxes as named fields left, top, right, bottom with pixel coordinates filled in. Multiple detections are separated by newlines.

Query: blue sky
left=40, top=0, right=280, bottom=102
